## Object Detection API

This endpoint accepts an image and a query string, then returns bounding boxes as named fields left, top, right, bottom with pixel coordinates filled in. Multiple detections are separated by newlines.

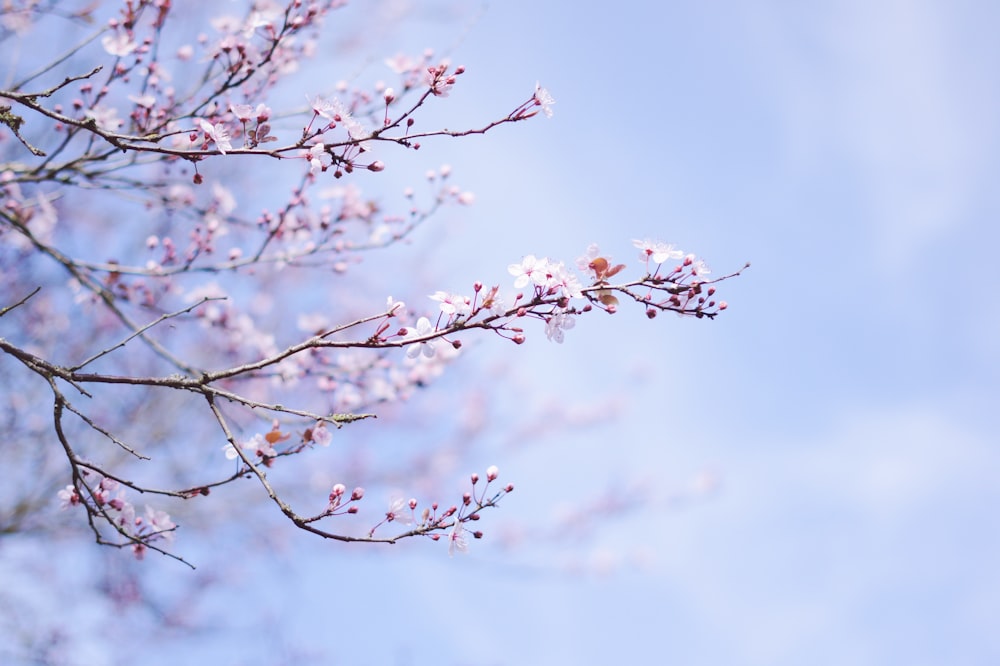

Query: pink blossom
left=534, top=83, right=555, bottom=118
left=57, top=485, right=80, bottom=509
left=404, top=317, right=439, bottom=359
left=448, top=522, right=469, bottom=556
left=230, top=103, right=255, bottom=121
left=306, top=143, right=327, bottom=174
left=85, top=106, right=123, bottom=131
left=508, top=254, right=550, bottom=289
left=429, top=291, right=471, bottom=317
left=545, top=311, right=575, bottom=343
left=386, top=497, right=414, bottom=525
left=197, top=118, right=233, bottom=154
left=424, top=66, right=454, bottom=97
left=384, top=53, right=419, bottom=74
left=386, top=296, right=406, bottom=317
left=546, top=261, right=585, bottom=300
left=310, top=95, right=349, bottom=122
left=633, top=239, right=683, bottom=265
left=311, top=422, right=332, bottom=447
left=128, top=94, right=156, bottom=109
left=576, top=243, right=603, bottom=272
left=102, top=32, right=137, bottom=57
left=144, top=506, right=176, bottom=541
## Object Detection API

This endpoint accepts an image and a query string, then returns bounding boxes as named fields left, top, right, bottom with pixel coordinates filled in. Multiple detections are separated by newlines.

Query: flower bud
left=351, top=487, right=365, bottom=500
left=486, top=465, right=499, bottom=481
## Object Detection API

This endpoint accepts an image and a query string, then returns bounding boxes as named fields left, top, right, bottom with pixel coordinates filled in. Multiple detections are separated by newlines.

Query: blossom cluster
left=58, top=472, right=176, bottom=560
left=0, top=1, right=741, bottom=568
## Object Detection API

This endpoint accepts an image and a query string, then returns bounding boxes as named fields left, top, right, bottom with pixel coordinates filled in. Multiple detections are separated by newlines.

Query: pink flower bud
left=367, top=161, right=385, bottom=172
left=408, top=498, right=418, bottom=510
left=486, top=465, right=498, bottom=481
left=462, top=492, right=471, bottom=505
left=513, top=334, right=525, bottom=345
left=351, top=487, right=365, bottom=500
left=504, top=484, right=514, bottom=493
left=470, top=473, right=479, bottom=485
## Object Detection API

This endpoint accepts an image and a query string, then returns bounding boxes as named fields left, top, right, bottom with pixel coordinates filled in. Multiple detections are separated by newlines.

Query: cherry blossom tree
left=0, top=0, right=745, bottom=569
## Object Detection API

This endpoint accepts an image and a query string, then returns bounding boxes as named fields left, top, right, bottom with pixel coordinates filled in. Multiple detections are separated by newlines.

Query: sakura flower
left=386, top=296, right=406, bottom=317
left=102, top=32, right=137, bottom=57
left=534, top=83, right=555, bottom=118
left=546, top=261, right=585, bottom=300
left=384, top=53, right=419, bottom=74
left=633, top=239, right=683, bottom=265
left=403, top=317, right=439, bottom=359
left=386, top=497, right=414, bottom=525
left=230, top=103, right=255, bottom=121
left=429, top=291, right=471, bottom=317
left=311, top=422, right=333, bottom=447
left=424, top=66, right=454, bottom=97
left=345, top=118, right=373, bottom=151
left=448, top=521, right=469, bottom=556
left=545, top=311, right=576, bottom=343
left=223, top=433, right=274, bottom=460
left=128, top=94, right=156, bottom=109
left=508, top=254, right=550, bottom=289
left=197, top=118, right=233, bottom=154
left=306, top=143, right=328, bottom=174
left=576, top=243, right=602, bottom=272
left=310, top=95, right=348, bottom=122
left=57, top=485, right=80, bottom=509
left=85, top=105, right=123, bottom=131
left=144, top=506, right=176, bottom=541
left=686, top=254, right=711, bottom=276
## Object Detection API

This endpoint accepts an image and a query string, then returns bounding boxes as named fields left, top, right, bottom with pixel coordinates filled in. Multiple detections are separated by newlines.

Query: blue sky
left=3, top=1, right=999, bottom=664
